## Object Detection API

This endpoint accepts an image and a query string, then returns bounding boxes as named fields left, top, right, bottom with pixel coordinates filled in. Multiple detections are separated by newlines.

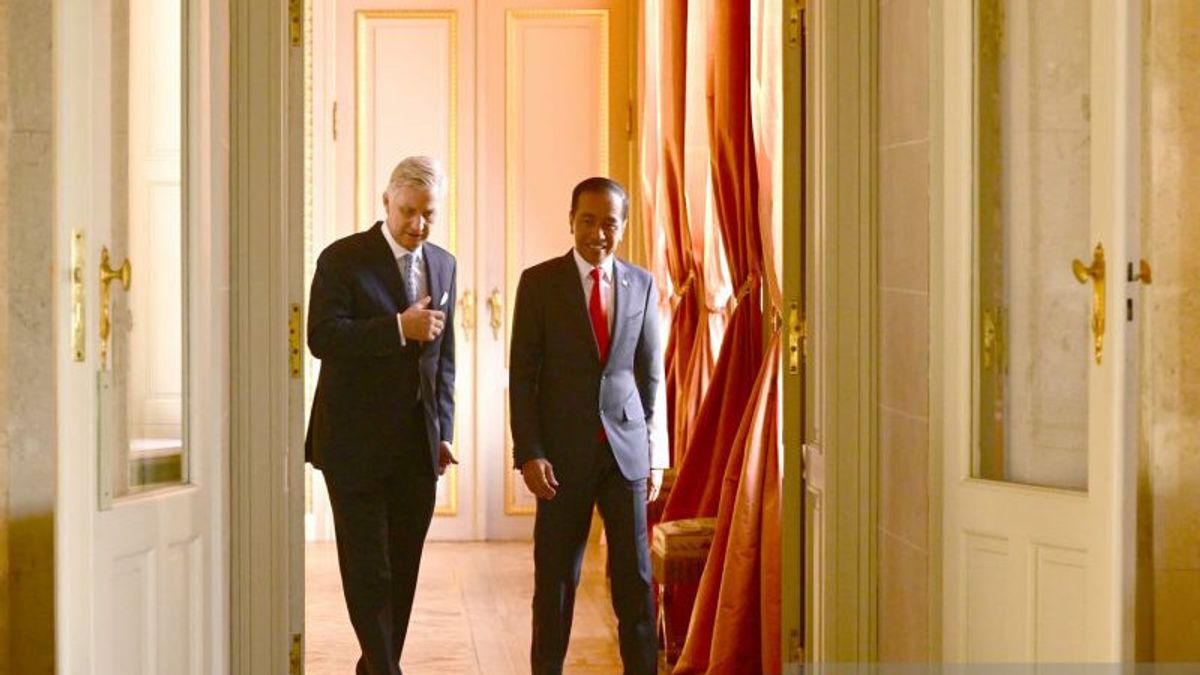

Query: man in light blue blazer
left=510, top=177, right=668, bottom=675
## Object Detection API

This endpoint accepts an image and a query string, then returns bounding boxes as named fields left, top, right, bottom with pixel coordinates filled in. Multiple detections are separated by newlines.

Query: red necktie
left=589, top=267, right=610, bottom=363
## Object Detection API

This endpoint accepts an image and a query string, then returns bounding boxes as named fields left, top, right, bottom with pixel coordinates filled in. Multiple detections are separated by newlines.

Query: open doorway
left=226, top=0, right=806, bottom=671
left=298, top=1, right=637, bottom=672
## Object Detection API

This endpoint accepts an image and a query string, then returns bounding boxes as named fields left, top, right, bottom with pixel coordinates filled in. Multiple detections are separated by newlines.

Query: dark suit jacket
left=305, top=222, right=456, bottom=477
left=509, top=250, right=664, bottom=483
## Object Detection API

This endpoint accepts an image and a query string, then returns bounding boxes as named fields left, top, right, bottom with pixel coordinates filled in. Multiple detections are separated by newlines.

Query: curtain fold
left=657, top=0, right=711, bottom=466
left=660, top=0, right=784, bottom=672
left=673, top=338, right=780, bottom=674
left=662, top=0, right=763, bottom=524
left=748, top=2, right=784, bottom=667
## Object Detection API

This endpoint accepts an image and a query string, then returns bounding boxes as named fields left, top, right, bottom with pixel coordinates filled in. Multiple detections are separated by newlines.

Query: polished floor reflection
left=306, top=540, right=627, bottom=674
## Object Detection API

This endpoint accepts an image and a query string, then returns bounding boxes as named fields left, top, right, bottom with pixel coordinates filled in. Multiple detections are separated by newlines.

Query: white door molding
left=805, top=0, right=878, bottom=662
left=228, top=0, right=303, bottom=671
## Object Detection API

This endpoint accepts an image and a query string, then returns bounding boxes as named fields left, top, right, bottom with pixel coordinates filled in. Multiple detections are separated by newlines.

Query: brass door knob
left=99, top=246, right=132, bottom=370
left=1071, top=242, right=1105, bottom=364
left=458, top=290, right=476, bottom=340
left=486, top=288, right=503, bottom=341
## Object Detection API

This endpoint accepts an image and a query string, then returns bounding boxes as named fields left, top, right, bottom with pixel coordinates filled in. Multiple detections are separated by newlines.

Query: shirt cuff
left=648, top=381, right=670, bottom=469
left=396, top=314, right=407, bottom=346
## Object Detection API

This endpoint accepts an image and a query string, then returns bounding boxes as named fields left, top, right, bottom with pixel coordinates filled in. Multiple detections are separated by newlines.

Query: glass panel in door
left=973, top=0, right=1091, bottom=490
left=100, top=0, right=188, bottom=504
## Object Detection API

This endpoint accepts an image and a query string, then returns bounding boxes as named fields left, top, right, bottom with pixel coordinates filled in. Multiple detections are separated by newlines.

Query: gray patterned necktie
left=400, top=252, right=418, bottom=304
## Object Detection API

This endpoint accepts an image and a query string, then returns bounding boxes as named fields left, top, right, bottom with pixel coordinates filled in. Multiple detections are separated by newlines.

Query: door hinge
left=71, top=230, right=86, bottom=362
left=789, top=628, right=804, bottom=662
left=289, top=303, right=303, bottom=378
left=290, top=632, right=303, bottom=674
left=289, top=0, right=303, bottom=47
left=788, top=0, right=802, bottom=45
left=788, top=302, right=805, bottom=375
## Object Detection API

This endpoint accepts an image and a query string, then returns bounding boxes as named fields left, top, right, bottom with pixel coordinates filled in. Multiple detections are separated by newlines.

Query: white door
left=56, top=0, right=224, bottom=673
left=475, top=0, right=633, bottom=540
left=940, top=0, right=1141, bottom=660
left=318, top=0, right=630, bottom=541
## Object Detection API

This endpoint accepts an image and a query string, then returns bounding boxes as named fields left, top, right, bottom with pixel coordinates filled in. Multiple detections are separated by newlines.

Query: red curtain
left=653, top=0, right=711, bottom=465
left=660, top=0, right=783, bottom=672
left=675, top=339, right=781, bottom=674
left=663, top=0, right=763, bottom=524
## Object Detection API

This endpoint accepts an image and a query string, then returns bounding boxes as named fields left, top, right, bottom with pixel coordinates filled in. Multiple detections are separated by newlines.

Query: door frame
left=928, top=0, right=946, bottom=660
left=230, top=0, right=889, bottom=668
left=228, top=0, right=304, bottom=671
left=800, top=0, right=880, bottom=663
left=781, top=0, right=805, bottom=668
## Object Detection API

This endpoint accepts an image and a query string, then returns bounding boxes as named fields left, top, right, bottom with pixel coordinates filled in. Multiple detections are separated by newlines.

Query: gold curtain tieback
left=725, top=272, right=761, bottom=314
left=669, top=270, right=696, bottom=310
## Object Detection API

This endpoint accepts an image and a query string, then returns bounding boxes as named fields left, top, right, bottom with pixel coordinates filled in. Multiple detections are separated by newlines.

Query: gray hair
left=386, top=155, right=448, bottom=198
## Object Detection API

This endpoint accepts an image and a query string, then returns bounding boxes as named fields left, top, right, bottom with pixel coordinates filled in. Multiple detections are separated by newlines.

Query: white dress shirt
left=382, top=224, right=427, bottom=346
left=572, top=248, right=614, bottom=333
left=572, top=248, right=668, bottom=470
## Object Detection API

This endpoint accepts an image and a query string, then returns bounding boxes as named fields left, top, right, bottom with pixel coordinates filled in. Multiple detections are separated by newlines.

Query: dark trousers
left=324, top=425, right=436, bottom=675
left=530, top=442, right=657, bottom=675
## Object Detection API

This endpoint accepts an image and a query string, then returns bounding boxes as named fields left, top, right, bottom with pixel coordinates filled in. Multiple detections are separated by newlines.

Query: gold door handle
left=486, top=288, right=503, bottom=341
left=99, top=246, right=132, bottom=370
left=458, top=290, right=476, bottom=340
left=1071, top=242, right=1105, bottom=365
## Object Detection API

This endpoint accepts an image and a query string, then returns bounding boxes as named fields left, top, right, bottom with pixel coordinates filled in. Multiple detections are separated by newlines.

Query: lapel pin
left=621, top=278, right=629, bottom=287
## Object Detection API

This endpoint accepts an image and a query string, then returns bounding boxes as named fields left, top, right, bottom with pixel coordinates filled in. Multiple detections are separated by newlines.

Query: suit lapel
left=558, top=250, right=601, bottom=364
left=608, top=260, right=627, bottom=366
left=424, top=245, right=443, bottom=312
left=370, top=222, right=410, bottom=310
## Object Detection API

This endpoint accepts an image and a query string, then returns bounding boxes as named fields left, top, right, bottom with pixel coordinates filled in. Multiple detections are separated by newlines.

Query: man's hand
left=399, top=296, right=446, bottom=342
left=521, top=458, right=559, bottom=500
left=437, top=441, right=458, bottom=476
left=647, top=469, right=664, bottom=503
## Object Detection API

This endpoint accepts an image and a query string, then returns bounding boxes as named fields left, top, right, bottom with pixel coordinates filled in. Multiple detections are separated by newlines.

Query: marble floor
left=305, top=540, right=627, bottom=674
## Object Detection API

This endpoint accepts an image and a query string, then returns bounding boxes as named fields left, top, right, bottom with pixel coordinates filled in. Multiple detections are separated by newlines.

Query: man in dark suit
left=306, top=156, right=458, bottom=675
left=510, top=177, right=667, bottom=675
